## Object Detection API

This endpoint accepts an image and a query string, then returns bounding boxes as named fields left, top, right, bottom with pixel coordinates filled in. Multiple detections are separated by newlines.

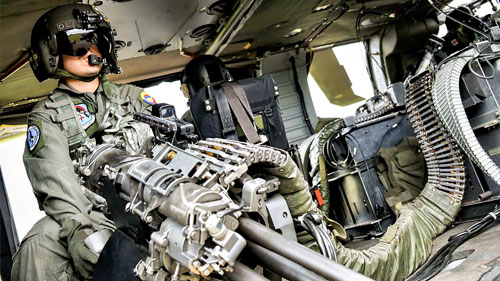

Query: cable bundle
left=299, top=212, right=338, bottom=262
left=323, top=134, right=355, bottom=170
left=408, top=204, right=500, bottom=281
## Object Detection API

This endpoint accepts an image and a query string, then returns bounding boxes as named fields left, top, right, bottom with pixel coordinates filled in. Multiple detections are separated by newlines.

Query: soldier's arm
left=23, top=111, right=93, bottom=227
left=123, top=84, right=153, bottom=114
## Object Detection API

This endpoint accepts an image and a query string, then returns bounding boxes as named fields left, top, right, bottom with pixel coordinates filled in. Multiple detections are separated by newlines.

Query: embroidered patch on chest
left=75, top=103, right=96, bottom=129
left=27, top=125, right=40, bottom=152
left=140, top=91, right=157, bottom=105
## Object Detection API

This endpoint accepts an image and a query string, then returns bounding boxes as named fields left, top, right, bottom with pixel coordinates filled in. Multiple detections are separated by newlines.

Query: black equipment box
left=189, top=74, right=289, bottom=149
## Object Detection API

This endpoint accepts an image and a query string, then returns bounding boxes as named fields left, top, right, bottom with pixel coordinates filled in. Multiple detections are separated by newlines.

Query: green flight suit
left=374, top=137, right=426, bottom=213
left=11, top=79, right=153, bottom=281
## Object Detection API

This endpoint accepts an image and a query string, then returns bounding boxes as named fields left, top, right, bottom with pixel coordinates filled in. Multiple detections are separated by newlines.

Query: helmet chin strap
left=55, top=68, right=100, bottom=82
left=86, top=54, right=113, bottom=98
left=56, top=54, right=106, bottom=82
left=56, top=55, right=113, bottom=97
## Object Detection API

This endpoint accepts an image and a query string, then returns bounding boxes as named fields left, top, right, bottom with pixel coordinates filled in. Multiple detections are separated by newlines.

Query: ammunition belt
left=355, top=103, right=394, bottom=124
left=191, top=138, right=287, bottom=167
left=406, top=72, right=465, bottom=202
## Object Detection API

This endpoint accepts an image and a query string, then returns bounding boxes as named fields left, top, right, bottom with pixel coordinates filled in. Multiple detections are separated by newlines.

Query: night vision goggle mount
left=71, top=8, right=105, bottom=30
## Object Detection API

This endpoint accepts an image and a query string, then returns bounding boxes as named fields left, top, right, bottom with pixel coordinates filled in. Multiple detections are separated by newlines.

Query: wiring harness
left=298, top=212, right=338, bottom=262
left=408, top=203, right=500, bottom=281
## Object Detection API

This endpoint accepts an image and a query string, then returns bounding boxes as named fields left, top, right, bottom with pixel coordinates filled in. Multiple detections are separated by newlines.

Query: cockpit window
left=308, top=42, right=375, bottom=118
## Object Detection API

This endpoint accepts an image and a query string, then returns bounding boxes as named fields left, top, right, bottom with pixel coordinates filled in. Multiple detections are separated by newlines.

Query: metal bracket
left=265, top=193, right=296, bottom=241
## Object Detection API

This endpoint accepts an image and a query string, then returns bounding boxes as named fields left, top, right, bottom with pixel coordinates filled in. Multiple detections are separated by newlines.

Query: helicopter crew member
left=11, top=4, right=154, bottom=280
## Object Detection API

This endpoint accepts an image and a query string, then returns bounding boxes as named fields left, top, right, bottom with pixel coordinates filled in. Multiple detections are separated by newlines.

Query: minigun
left=73, top=137, right=368, bottom=281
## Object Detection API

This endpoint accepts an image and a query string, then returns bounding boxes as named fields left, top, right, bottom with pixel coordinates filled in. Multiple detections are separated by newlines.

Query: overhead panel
left=134, top=1, right=197, bottom=55
left=309, top=49, right=363, bottom=106
left=218, top=0, right=343, bottom=59
left=97, top=0, right=232, bottom=59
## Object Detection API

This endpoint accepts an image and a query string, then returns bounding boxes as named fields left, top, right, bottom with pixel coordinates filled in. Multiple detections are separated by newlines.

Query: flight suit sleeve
left=129, top=85, right=153, bottom=114
left=23, top=111, right=93, bottom=227
left=113, top=83, right=154, bottom=154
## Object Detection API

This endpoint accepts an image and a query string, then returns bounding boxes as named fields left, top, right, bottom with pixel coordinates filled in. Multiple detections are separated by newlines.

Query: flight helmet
left=29, top=3, right=120, bottom=82
left=181, top=55, right=233, bottom=97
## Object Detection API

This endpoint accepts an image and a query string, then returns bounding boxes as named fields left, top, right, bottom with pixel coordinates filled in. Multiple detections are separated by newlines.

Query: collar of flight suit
left=56, top=79, right=105, bottom=96
left=56, top=74, right=113, bottom=99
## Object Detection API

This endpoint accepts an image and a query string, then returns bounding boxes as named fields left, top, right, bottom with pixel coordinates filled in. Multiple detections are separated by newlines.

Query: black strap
left=213, top=88, right=238, bottom=140
left=94, top=229, right=148, bottom=281
left=230, top=84, right=254, bottom=118
left=222, top=83, right=261, bottom=144
left=101, top=177, right=147, bottom=245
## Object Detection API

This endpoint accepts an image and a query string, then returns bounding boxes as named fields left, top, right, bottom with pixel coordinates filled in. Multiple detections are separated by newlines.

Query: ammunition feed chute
left=432, top=44, right=500, bottom=185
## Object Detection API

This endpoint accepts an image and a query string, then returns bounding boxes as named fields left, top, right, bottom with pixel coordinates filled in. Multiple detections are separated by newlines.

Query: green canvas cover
left=334, top=185, right=460, bottom=281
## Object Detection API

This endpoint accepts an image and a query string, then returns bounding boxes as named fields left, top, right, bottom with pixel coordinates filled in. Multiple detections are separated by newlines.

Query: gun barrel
left=238, top=217, right=373, bottom=281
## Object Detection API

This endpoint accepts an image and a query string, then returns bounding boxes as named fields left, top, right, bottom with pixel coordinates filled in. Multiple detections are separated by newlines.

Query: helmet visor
left=58, top=29, right=99, bottom=56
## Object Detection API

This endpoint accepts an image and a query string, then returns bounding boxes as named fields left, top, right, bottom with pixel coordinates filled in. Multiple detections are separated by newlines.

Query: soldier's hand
left=60, top=218, right=99, bottom=280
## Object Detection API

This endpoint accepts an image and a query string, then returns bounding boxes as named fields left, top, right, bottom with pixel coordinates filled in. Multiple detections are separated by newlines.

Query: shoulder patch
left=75, top=103, right=96, bottom=130
left=139, top=91, right=156, bottom=105
left=27, top=125, right=40, bottom=151
left=26, top=120, right=45, bottom=154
